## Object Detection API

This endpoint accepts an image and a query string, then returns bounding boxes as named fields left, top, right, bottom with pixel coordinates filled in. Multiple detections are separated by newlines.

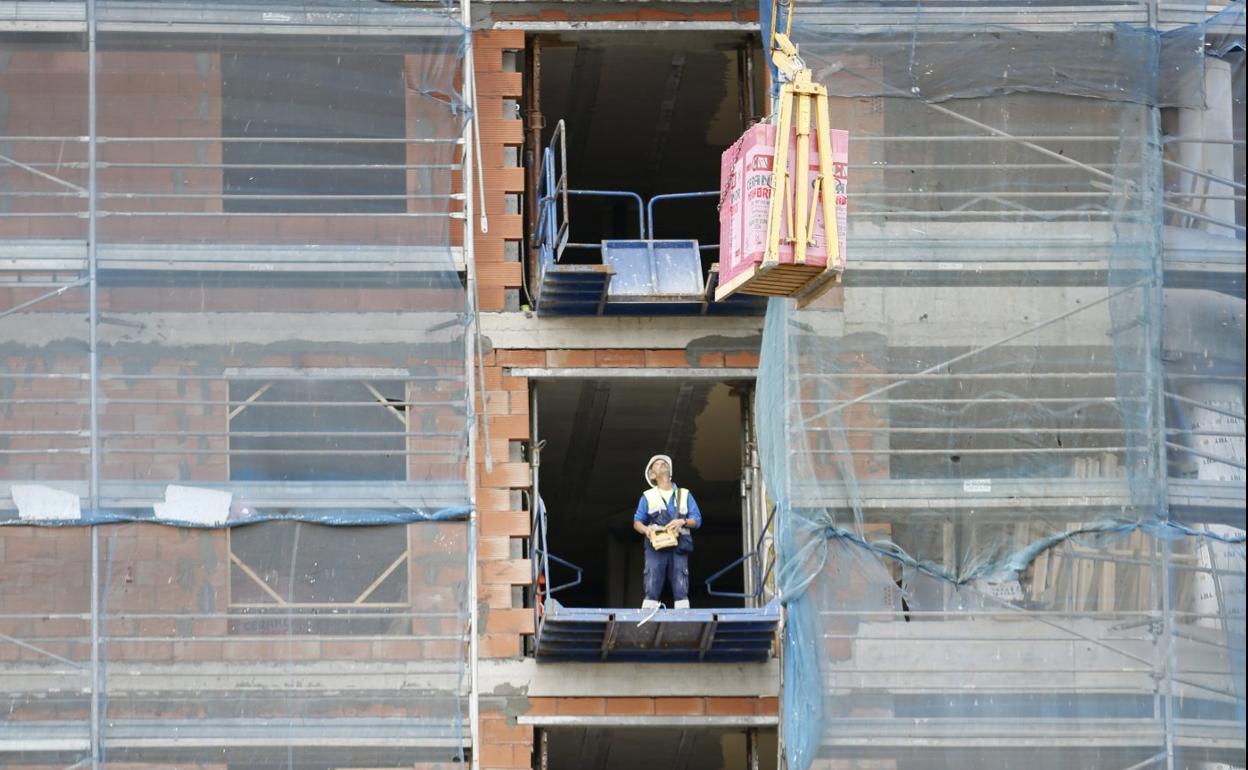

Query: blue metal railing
left=646, top=190, right=720, bottom=246
left=705, top=504, right=777, bottom=600
left=535, top=122, right=722, bottom=264
left=531, top=494, right=584, bottom=627
left=529, top=486, right=773, bottom=618
left=536, top=121, right=569, bottom=283
left=565, top=189, right=646, bottom=251
left=533, top=125, right=765, bottom=316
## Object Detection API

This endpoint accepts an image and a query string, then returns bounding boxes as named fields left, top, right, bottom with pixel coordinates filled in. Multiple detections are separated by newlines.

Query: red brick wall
left=0, top=527, right=91, bottom=668
left=526, top=696, right=778, bottom=718
left=95, top=51, right=223, bottom=244
left=479, top=705, right=535, bottom=769
left=0, top=51, right=88, bottom=241
left=0, top=522, right=468, bottom=727
left=1, top=343, right=464, bottom=489
left=0, top=49, right=456, bottom=247
left=95, top=367, right=229, bottom=484
left=471, top=31, right=526, bottom=311
left=1, top=341, right=469, bottom=707
left=0, top=344, right=91, bottom=483
left=475, top=348, right=533, bottom=659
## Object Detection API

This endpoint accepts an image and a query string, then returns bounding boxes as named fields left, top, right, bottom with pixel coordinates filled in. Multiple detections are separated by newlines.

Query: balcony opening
left=540, top=726, right=778, bottom=770
left=525, top=32, right=768, bottom=314
left=531, top=375, right=779, bottom=662
left=227, top=378, right=409, bottom=482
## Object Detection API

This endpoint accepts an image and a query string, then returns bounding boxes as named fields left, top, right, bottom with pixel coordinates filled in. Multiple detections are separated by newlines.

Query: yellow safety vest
left=643, top=487, right=688, bottom=516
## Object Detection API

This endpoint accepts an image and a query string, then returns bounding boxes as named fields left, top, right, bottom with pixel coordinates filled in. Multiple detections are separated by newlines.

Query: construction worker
left=632, top=454, right=702, bottom=610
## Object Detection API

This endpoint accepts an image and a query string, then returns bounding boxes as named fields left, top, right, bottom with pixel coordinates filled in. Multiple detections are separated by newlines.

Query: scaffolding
left=0, top=0, right=477, bottom=767
left=758, top=3, right=1246, bottom=768
left=0, top=0, right=1243, bottom=769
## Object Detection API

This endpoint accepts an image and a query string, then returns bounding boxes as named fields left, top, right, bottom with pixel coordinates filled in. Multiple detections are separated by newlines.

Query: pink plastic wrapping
left=717, top=122, right=848, bottom=296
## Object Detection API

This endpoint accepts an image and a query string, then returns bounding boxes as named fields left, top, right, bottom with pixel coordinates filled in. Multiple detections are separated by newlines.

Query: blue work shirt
left=634, top=486, right=702, bottom=553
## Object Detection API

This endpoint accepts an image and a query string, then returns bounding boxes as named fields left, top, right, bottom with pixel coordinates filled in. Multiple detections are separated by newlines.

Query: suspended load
left=716, top=30, right=848, bottom=304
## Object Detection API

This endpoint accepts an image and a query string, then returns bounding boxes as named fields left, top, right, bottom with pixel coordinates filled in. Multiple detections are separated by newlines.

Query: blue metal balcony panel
left=602, top=301, right=710, bottom=316
left=535, top=600, right=779, bottom=663
left=535, top=264, right=612, bottom=315
left=536, top=244, right=767, bottom=316
left=601, top=239, right=704, bottom=302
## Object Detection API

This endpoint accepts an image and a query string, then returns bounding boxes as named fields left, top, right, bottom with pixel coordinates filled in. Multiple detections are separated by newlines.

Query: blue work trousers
left=643, top=547, right=690, bottom=602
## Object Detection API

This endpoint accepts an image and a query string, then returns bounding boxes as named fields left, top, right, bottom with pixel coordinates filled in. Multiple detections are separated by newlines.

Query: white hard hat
left=644, top=454, right=673, bottom=486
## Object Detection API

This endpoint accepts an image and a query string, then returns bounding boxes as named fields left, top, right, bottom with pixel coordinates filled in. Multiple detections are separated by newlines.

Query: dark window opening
left=225, top=377, right=414, bottom=635
left=228, top=521, right=410, bottom=635
left=542, top=727, right=778, bottom=770
left=534, top=378, right=756, bottom=610
left=221, top=52, right=406, bottom=213
left=228, top=379, right=407, bottom=482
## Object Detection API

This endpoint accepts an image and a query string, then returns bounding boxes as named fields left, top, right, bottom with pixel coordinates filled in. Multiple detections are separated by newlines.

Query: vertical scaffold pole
left=461, top=0, right=482, bottom=765
left=1148, top=99, right=1176, bottom=770
left=86, top=0, right=101, bottom=765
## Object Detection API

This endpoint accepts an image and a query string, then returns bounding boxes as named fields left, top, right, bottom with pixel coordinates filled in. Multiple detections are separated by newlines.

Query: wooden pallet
left=715, top=259, right=841, bottom=303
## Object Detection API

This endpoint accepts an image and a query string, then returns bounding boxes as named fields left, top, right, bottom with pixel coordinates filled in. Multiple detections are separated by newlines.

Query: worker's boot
left=641, top=599, right=661, bottom=610
left=674, top=599, right=690, bottom=610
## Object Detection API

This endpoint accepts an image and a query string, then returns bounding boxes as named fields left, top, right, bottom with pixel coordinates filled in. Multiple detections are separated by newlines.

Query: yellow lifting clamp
left=767, top=31, right=842, bottom=282
left=714, top=0, right=846, bottom=305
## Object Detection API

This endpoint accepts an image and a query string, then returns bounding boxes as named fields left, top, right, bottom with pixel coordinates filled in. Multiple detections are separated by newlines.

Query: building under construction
left=0, top=0, right=1244, bottom=768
